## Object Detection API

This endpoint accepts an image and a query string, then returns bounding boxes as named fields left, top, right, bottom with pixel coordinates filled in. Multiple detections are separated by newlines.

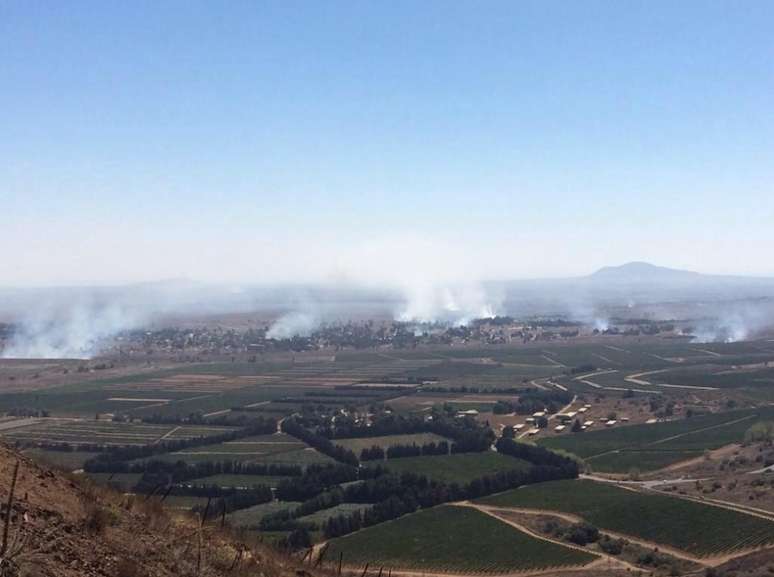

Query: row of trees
left=190, top=485, right=273, bottom=516
left=280, top=419, right=359, bottom=466
left=84, top=456, right=301, bottom=480
left=360, top=440, right=450, bottom=461
left=316, top=411, right=495, bottom=454
left=323, top=459, right=579, bottom=539
left=82, top=417, right=277, bottom=471
left=257, top=438, right=580, bottom=541
left=139, top=412, right=274, bottom=427
left=259, top=487, right=346, bottom=531
left=492, top=389, right=573, bottom=416
left=274, top=463, right=360, bottom=501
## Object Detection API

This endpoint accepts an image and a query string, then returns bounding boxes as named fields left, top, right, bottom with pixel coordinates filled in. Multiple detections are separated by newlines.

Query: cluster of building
left=509, top=403, right=633, bottom=437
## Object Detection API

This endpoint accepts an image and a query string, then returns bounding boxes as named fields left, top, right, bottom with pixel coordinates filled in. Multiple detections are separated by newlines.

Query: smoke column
left=2, top=302, right=145, bottom=359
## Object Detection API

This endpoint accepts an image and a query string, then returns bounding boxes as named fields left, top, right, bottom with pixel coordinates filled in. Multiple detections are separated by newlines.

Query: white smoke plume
left=396, top=281, right=500, bottom=325
left=689, top=301, right=774, bottom=343
left=2, top=301, right=145, bottom=359
left=332, top=234, right=503, bottom=326
left=266, top=311, right=320, bottom=339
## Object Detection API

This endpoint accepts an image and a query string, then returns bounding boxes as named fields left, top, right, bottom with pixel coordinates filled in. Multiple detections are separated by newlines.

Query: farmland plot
left=227, top=501, right=301, bottom=528
left=478, top=479, right=774, bottom=556
left=373, top=452, right=531, bottom=484
left=539, top=408, right=774, bottom=472
left=296, top=503, right=372, bottom=527
left=188, top=474, right=292, bottom=488
left=326, top=505, right=596, bottom=572
left=147, top=433, right=334, bottom=466
left=0, top=420, right=237, bottom=447
left=334, top=433, right=449, bottom=454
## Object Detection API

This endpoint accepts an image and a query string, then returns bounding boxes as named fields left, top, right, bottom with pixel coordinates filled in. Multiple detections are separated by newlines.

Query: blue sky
left=2, top=1, right=773, bottom=286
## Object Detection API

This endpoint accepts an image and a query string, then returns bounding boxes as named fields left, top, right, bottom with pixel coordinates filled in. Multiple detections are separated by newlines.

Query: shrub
left=565, top=522, right=599, bottom=545
left=85, top=504, right=116, bottom=535
left=598, top=535, right=625, bottom=555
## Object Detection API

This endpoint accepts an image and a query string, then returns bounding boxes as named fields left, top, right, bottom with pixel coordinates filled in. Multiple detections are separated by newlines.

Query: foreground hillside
left=0, top=443, right=299, bottom=577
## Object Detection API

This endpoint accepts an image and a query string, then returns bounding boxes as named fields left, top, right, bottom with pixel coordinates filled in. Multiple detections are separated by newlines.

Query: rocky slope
left=0, top=443, right=299, bottom=577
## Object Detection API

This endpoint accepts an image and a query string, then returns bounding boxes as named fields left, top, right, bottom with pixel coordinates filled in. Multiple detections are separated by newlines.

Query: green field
left=478, top=479, right=774, bottom=556
left=227, top=501, right=301, bottom=528
left=374, top=452, right=531, bottom=484
left=335, top=433, right=449, bottom=453
left=146, top=433, right=334, bottom=466
left=539, top=408, right=774, bottom=472
left=296, top=503, right=373, bottom=527
left=1, top=420, right=237, bottom=447
left=660, top=366, right=774, bottom=389
left=326, top=505, right=596, bottom=572
left=23, top=449, right=102, bottom=471
left=86, top=472, right=143, bottom=490
left=161, top=495, right=211, bottom=510
left=188, top=474, right=291, bottom=488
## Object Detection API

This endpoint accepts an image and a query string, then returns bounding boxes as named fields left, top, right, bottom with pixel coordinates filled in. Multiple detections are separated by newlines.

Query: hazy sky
left=2, top=1, right=773, bottom=287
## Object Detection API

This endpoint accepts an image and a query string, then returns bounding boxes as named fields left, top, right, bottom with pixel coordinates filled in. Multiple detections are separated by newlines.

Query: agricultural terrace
left=334, top=433, right=449, bottom=453
left=478, top=479, right=774, bottom=557
left=372, top=452, right=532, bottom=484
left=325, top=504, right=596, bottom=573
left=538, top=408, right=774, bottom=473
left=144, top=433, right=334, bottom=466
left=0, top=419, right=237, bottom=447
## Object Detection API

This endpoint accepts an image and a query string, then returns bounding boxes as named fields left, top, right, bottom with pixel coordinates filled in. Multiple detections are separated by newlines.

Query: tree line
left=253, top=439, right=580, bottom=540
left=312, top=411, right=495, bottom=455
left=280, top=419, right=359, bottom=466
left=492, top=389, right=573, bottom=415
left=82, top=418, right=277, bottom=473
left=360, top=440, right=450, bottom=461
left=322, top=458, right=578, bottom=539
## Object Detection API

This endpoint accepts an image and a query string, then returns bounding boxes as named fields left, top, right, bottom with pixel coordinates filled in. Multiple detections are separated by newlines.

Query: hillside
left=0, top=443, right=300, bottom=577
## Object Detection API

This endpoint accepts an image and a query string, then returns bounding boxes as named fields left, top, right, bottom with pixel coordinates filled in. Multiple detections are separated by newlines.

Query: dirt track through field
left=573, top=478, right=774, bottom=563
left=649, top=414, right=757, bottom=447
left=323, top=505, right=613, bottom=577
left=625, top=369, right=717, bottom=391
left=455, top=503, right=635, bottom=570
left=583, top=414, right=757, bottom=461
left=156, top=425, right=181, bottom=443
left=472, top=504, right=701, bottom=563
left=464, top=501, right=754, bottom=567
left=572, top=369, right=618, bottom=381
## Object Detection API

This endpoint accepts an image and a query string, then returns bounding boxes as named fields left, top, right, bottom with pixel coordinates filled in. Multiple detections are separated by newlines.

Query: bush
left=85, top=504, right=116, bottom=535
left=565, top=522, right=599, bottom=545
left=598, top=535, right=625, bottom=555
left=286, top=527, right=312, bottom=550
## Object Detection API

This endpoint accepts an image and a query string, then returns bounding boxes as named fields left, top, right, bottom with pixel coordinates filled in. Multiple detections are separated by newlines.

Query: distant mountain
left=589, top=262, right=702, bottom=283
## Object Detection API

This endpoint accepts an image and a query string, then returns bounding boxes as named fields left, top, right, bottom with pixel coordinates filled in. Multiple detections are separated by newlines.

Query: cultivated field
left=296, top=503, right=372, bottom=527
left=478, top=479, right=774, bottom=557
left=5, top=335, right=774, bottom=573
left=326, top=504, right=597, bottom=573
left=146, top=433, right=334, bottom=466
left=539, top=408, right=774, bottom=473
left=334, top=433, right=449, bottom=453
left=188, top=474, right=292, bottom=488
left=374, top=452, right=532, bottom=484
left=0, top=419, right=237, bottom=447
left=227, top=501, right=302, bottom=528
